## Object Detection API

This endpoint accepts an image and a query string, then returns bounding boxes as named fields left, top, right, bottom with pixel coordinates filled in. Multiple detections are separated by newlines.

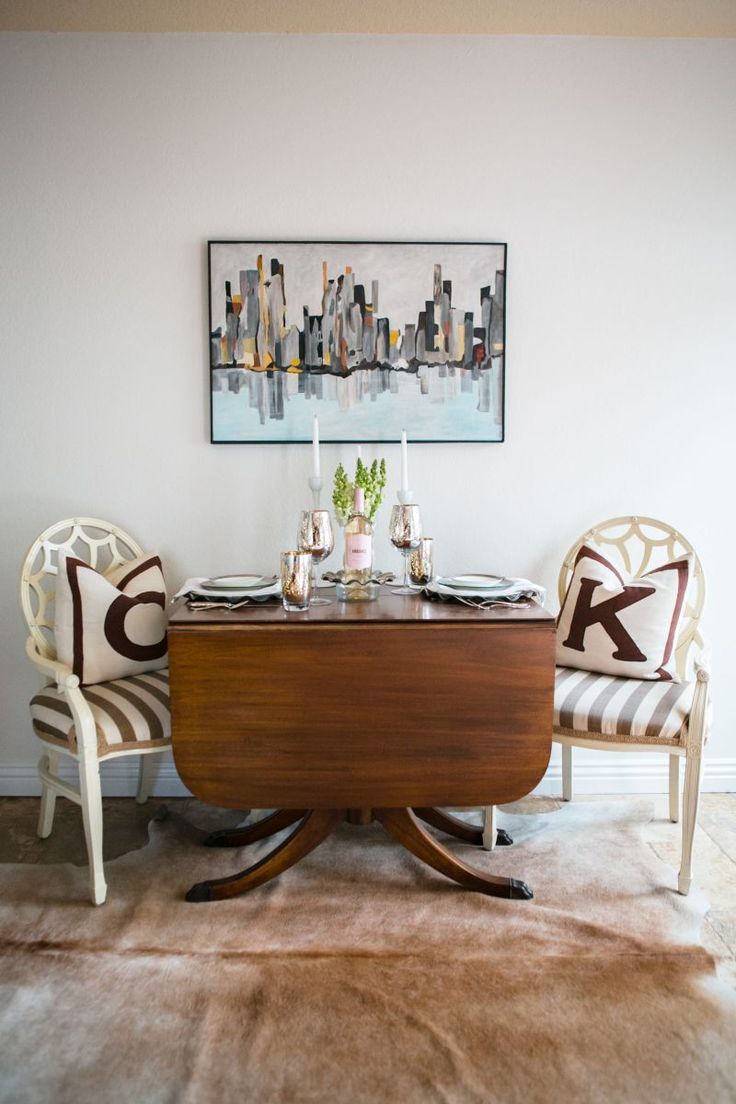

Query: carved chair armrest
left=684, top=641, right=711, bottom=752
left=693, top=646, right=711, bottom=684
left=25, top=637, right=79, bottom=690
left=26, top=638, right=100, bottom=755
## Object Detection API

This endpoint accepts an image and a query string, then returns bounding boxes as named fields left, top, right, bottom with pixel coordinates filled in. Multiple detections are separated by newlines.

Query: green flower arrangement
left=332, top=458, right=387, bottom=525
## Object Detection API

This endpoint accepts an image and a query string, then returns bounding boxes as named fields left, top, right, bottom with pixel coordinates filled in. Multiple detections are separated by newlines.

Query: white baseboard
left=0, top=758, right=193, bottom=798
left=534, top=757, right=736, bottom=796
left=0, top=756, right=735, bottom=798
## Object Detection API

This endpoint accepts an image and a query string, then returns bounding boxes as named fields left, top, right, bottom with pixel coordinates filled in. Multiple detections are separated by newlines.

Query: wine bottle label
left=345, top=534, right=372, bottom=570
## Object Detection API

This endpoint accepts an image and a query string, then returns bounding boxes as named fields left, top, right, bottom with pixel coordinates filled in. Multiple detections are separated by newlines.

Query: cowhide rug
left=1, top=800, right=735, bottom=1103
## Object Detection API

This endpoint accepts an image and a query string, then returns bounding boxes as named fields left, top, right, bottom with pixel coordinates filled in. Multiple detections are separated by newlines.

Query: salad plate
left=436, top=574, right=510, bottom=590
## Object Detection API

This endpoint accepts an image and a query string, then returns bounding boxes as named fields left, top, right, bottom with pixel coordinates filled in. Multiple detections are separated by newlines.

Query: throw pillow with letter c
left=55, top=552, right=168, bottom=685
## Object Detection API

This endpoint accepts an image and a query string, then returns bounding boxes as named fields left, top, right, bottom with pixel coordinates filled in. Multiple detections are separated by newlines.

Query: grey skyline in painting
left=211, top=254, right=504, bottom=374
left=209, top=241, right=506, bottom=443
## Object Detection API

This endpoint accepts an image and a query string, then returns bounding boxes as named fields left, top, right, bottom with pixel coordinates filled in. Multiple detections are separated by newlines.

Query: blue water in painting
left=212, top=370, right=503, bottom=443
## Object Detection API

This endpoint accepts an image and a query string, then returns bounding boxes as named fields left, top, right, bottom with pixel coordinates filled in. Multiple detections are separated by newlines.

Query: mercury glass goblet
left=389, top=504, right=423, bottom=595
left=297, top=509, right=334, bottom=606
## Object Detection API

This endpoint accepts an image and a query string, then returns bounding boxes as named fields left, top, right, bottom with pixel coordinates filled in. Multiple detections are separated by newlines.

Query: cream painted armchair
left=553, top=516, right=710, bottom=895
left=20, top=518, right=172, bottom=905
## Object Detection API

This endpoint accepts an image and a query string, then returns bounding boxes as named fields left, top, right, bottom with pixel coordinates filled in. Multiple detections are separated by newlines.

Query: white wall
left=1, top=32, right=734, bottom=795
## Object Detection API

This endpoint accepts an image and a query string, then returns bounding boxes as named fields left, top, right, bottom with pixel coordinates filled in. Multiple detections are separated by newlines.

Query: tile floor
left=1, top=792, right=734, bottom=987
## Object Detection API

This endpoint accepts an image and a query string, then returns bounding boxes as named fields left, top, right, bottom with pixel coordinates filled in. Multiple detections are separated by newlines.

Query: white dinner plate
left=436, top=574, right=509, bottom=590
left=200, top=574, right=275, bottom=592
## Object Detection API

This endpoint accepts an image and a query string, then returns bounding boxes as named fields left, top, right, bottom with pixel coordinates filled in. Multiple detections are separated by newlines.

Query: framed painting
left=209, top=240, right=506, bottom=443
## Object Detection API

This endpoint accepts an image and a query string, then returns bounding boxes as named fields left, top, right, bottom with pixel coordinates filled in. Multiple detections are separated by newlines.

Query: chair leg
left=482, top=805, right=497, bottom=851
left=678, top=747, right=704, bottom=896
left=79, top=756, right=107, bottom=906
left=562, top=744, right=573, bottom=801
left=136, top=753, right=154, bottom=805
left=669, top=754, right=680, bottom=824
left=37, top=750, right=60, bottom=838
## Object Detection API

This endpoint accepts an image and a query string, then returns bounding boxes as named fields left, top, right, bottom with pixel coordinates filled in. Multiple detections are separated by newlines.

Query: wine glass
left=297, top=509, right=334, bottom=606
left=389, top=504, right=423, bottom=595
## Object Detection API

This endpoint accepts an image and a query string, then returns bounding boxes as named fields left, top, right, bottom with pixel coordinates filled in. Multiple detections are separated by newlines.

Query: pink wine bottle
left=343, top=487, right=374, bottom=586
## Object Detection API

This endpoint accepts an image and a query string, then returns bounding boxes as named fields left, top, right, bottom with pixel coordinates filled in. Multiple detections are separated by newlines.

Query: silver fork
left=186, top=597, right=263, bottom=611
left=432, top=592, right=533, bottom=610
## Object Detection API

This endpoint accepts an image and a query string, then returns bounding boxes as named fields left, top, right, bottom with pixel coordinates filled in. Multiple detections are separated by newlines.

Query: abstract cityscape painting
left=209, top=240, right=506, bottom=443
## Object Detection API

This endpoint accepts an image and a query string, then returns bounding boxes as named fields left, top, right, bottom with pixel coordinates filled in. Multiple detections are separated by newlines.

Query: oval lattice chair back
left=20, top=517, right=143, bottom=661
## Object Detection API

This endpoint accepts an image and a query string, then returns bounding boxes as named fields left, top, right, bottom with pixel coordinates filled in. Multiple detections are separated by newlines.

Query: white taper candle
left=400, top=430, right=409, bottom=492
left=312, top=415, right=321, bottom=479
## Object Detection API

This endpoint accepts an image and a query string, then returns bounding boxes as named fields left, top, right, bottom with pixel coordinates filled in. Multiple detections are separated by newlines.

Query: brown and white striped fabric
left=554, top=666, right=695, bottom=745
left=30, top=670, right=170, bottom=757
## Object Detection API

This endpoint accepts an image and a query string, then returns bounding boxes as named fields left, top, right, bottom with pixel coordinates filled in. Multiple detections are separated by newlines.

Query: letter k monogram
left=563, top=577, right=655, bottom=662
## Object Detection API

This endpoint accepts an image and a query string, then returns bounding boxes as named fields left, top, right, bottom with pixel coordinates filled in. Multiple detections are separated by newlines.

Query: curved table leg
left=186, top=808, right=345, bottom=902
left=413, top=807, right=513, bottom=848
left=204, top=808, right=307, bottom=848
left=376, top=807, right=532, bottom=900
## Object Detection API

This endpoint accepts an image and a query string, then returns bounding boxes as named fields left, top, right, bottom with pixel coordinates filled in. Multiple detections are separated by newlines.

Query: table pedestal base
left=204, top=808, right=308, bottom=849
left=187, top=808, right=532, bottom=903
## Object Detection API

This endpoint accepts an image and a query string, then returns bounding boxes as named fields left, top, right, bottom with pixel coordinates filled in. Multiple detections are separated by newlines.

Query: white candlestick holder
left=308, top=475, right=324, bottom=508
left=397, top=489, right=415, bottom=505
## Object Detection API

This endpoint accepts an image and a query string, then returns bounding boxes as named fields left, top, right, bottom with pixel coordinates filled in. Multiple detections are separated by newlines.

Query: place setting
left=422, top=572, right=546, bottom=609
left=176, top=574, right=282, bottom=611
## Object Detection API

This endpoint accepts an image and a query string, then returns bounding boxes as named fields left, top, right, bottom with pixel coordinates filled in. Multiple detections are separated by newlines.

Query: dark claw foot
left=508, top=879, right=533, bottom=900
left=496, top=829, right=513, bottom=847
left=185, top=882, right=214, bottom=902
left=204, top=830, right=234, bottom=848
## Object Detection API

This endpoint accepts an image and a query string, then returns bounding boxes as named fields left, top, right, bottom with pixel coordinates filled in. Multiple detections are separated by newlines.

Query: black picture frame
left=207, top=240, right=507, bottom=443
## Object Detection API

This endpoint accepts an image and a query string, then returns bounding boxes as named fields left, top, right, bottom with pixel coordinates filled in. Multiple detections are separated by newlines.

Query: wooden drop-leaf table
left=167, top=591, right=555, bottom=902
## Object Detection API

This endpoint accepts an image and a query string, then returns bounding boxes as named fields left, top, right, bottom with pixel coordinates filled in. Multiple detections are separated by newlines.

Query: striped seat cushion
left=30, top=669, right=170, bottom=757
left=554, top=666, right=694, bottom=745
